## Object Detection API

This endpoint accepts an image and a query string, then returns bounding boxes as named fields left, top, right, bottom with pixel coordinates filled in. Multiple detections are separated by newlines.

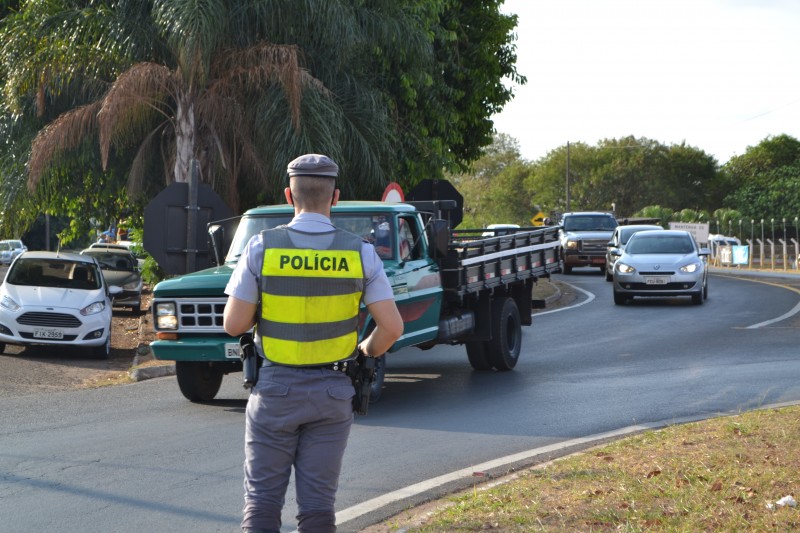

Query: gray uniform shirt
left=225, top=212, right=395, bottom=358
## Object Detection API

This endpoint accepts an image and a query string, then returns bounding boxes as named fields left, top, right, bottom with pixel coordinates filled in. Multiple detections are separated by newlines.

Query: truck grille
left=581, top=239, right=608, bottom=252
left=176, top=298, right=228, bottom=332
left=18, top=312, right=81, bottom=328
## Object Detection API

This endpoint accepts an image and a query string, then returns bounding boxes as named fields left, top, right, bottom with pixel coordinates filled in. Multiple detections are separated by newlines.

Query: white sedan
left=0, top=251, right=121, bottom=358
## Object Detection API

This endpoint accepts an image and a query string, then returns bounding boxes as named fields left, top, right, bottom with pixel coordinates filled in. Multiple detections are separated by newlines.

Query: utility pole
left=566, top=141, right=571, bottom=212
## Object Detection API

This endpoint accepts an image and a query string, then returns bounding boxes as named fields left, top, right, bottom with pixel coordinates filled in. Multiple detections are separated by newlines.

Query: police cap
left=287, top=154, right=339, bottom=178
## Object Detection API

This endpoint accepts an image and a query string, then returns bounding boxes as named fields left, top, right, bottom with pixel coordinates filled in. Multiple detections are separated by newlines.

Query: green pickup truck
left=151, top=200, right=563, bottom=401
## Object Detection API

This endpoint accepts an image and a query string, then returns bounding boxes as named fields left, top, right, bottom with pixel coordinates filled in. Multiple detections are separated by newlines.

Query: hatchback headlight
left=81, top=301, right=106, bottom=316
left=616, top=262, right=636, bottom=274
left=1, top=294, right=20, bottom=311
left=680, top=263, right=701, bottom=273
left=155, top=302, right=178, bottom=330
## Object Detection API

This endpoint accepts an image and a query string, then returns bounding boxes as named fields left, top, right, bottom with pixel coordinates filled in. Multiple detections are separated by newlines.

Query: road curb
left=129, top=344, right=176, bottom=381
left=544, top=281, right=562, bottom=304
left=129, top=362, right=175, bottom=381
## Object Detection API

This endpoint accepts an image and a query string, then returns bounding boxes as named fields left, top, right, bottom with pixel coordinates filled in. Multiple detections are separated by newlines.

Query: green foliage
left=633, top=205, right=675, bottom=228
left=723, top=134, right=800, bottom=189
left=0, top=0, right=526, bottom=249
left=722, top=136, right=800, bottom=222
left=126, top=227, right=164, bottom=286
left=527, top=136, right=719, bottom=218
left=453, top=133, right=535, bottom=228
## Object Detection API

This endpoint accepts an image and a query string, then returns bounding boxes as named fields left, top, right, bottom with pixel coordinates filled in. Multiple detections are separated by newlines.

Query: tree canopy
left=0, top=0, right=524, bottom=243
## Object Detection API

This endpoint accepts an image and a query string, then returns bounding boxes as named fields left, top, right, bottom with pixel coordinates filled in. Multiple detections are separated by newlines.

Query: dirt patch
left=0, top=290, right=156, bottom=397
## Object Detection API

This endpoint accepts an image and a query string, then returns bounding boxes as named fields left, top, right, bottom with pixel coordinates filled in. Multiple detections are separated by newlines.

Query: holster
left=348, top=352, right=376, bottom=415
left=240, top=334, right=260, bottom=389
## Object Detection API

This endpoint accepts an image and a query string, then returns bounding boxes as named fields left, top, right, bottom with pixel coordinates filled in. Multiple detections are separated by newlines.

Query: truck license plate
left=33, top=328, right=64, bottom=339
left=224, top=343, right=241, bottom=359
left=645, top=276, right=669, bottom=285
left=591, top=257, right=604, bottom=264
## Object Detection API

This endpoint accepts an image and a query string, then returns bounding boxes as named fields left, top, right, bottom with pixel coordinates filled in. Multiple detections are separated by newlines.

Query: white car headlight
left=155, top=302, right=178, bottom=330
left=565, top=240, right=578, bottom=250
left=1, top=294, right=20, bottom=311
left=680, top=263, right=701, bottom=273
left=81, top=301, right=106, bottom=316
left=616, top=262, right=636, bottom=274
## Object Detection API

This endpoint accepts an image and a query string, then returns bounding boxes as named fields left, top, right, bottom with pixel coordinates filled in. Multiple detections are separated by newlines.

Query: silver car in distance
left=611, top=230, right=710, bottom=305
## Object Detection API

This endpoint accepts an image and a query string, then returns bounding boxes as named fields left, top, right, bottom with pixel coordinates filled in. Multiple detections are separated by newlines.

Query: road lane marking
left=716, top=274, right=800, bottom=328
left=534, top=281, right=595, bottom=316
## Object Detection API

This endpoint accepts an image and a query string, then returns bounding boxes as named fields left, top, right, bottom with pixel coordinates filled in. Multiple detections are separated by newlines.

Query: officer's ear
left=284, top=187, right=293, bottom=205
left=331, top=189, right=340, bottom=206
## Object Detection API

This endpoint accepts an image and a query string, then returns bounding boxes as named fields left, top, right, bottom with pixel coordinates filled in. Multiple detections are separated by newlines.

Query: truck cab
left=558, top=211, right=618, bottom=274
left=151, top=202, right=443, bottom=401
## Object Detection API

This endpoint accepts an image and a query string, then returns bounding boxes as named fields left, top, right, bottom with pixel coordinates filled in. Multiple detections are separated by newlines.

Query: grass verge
left=380, top=405, right=799, bottom=531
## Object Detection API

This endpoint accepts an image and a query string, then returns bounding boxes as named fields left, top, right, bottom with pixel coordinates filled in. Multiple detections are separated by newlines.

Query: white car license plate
left=645, top=276, right=669, bottom=285
left=33, top=328, right=64, bottom=339
left=224, top=342, right=241, bottom=359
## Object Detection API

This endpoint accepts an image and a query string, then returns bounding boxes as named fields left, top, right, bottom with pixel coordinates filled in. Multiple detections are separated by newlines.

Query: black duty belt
left=265, top=360, right=351, bottom=372
left=310, top=361, right=350, bottom=372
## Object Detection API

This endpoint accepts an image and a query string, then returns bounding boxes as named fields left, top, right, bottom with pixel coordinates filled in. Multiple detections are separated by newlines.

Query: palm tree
left=4, top=1, right=338, bottom=213
left=2, top=0, right=429, bottom=212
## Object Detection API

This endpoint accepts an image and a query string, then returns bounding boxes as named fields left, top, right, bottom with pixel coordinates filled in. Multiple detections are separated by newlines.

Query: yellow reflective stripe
left=261, top=293, right=362, bottom=324
left=263, top=331, right=358, bottom=366
left=263, top=248, right=364, bottom=278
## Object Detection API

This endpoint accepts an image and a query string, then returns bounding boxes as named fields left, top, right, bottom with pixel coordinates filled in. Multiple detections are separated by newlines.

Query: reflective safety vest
left=257, top=227, right=365, bottom=366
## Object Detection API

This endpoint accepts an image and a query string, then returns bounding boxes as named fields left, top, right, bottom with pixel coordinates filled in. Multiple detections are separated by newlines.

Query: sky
left=491, top=0, right=800, bottom=165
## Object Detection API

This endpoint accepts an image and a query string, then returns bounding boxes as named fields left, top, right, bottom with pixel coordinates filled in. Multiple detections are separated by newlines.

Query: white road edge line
left=333, top=424, right=651, bottom=527
left=328, top=400, right=800, bottom=531
left=746, top=298, right=800, bottom=328
left=534, top=280, right=595, bottom=316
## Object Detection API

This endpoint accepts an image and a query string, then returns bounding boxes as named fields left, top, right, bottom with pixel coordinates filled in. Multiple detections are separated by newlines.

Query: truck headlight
left=155, top=302, right=178, bottom=330
left=565, top=240, right=578, bottom=250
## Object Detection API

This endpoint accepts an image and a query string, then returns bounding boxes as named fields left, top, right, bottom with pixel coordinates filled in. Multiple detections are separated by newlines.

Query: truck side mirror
left=427, top=219, right=450, bottom=259
left=208, top=224, right=225, bottom=266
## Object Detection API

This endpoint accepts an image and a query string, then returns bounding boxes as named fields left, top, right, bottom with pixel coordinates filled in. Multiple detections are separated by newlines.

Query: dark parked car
left=80, top=248, right=143, bottom=313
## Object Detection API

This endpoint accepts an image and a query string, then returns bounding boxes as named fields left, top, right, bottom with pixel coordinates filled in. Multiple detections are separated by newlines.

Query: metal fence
left=688, top=218, right=799, bottom=271
left=710, top=240, right=800, bottom=271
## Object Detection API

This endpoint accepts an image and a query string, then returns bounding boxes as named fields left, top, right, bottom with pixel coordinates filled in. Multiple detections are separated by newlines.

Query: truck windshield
left=225, top=213, right=395, bottom=262
left=564, top=216, right=617, bottom=232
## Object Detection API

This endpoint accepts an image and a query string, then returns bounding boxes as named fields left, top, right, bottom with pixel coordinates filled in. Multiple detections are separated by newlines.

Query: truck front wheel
left=488, top=297, right=521, bottom=371
left=176, top=361, right=224, bottom=402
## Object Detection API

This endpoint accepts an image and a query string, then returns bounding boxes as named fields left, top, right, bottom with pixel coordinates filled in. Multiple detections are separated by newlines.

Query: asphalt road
left=1, top=269, right=799, bottom=532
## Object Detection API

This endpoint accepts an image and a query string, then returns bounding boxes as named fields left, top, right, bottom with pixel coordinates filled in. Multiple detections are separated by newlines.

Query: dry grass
left=379, top=406, right=800, bottom=532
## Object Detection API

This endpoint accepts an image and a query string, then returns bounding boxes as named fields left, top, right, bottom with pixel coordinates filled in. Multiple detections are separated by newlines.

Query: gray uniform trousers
left=242, top=364, right=355, bottom=533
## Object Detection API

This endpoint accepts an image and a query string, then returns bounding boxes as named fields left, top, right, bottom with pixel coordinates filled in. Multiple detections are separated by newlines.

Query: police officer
left=223, top=154, right=403, bottom=533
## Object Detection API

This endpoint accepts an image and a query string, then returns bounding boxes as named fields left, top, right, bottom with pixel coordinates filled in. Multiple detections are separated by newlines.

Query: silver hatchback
left=612, top=230, right=710, bottom=305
